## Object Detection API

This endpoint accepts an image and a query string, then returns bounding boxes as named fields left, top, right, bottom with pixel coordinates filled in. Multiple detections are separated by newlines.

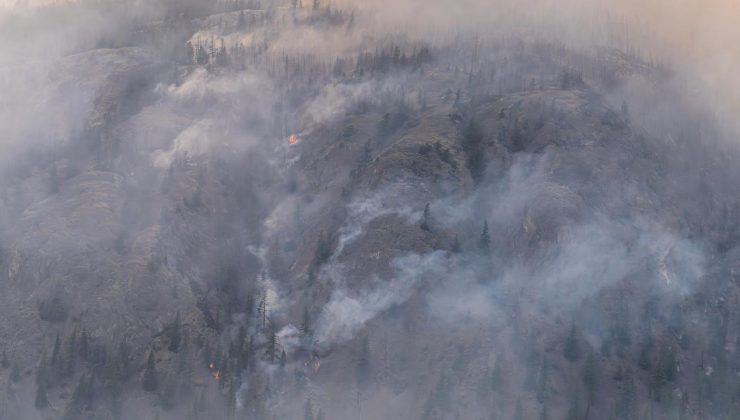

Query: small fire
left=208, top=362, right=215, bottom=370
left=213, top=371, right=221, bottom=381
left=288, top=134, right=300, bottom=146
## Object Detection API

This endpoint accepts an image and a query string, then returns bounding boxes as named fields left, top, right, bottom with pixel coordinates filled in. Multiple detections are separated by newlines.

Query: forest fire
left=288, top=134, right=301, bottom=145
left=208, top=362, right=221, bottom=381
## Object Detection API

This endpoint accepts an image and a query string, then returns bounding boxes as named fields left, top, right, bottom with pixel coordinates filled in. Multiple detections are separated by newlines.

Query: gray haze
left=0, top=1, right=739, bottom=420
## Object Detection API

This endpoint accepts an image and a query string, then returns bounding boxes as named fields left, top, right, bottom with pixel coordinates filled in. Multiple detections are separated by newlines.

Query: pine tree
left=159, top=373, right=177, bottom=411
left=582, top=353, right=599, bottom=419
left=356, top=335, right=370, bottom=387
left=304, top=396, right=315, bottom=420
left=565, top=392, right=580, bottom=420
left=514, top=399, right=525, bottom=420
left=237, top=10, right=246, bottom=29
left=64, top=329, right=78, bottom=378
left=420, top=203, right=431, bottom=232
left=168, top=311, right=182, bottom=353
left=463, top=118, right=486, bottom=182
left=536, top=356, right=549, bottom=403
left=301, top=304, right=312, bottom=336
left=539, top=402, right=549, bottom=420
left=615, top=370, right=637, bottom=420
left=34, top=357, right=50, bottom=409
left=479, top=220, right=491, bottom=253
left=315, top=233, right=333, bottom=266
left=563, top=323, right=581, bottom=362
left=258, top=287, right=268, bottom=331
left=216, top=39, right=230, bottom=67
left=451, top=235, right=461, bottom=253
left=50, top=334, right=61, bottom=368
left=142, top=350, right=158, bottom=392
left=9, top=364, right=20, bottom=382
left=63, top=375, right=92, bottom=420
left=490, top=356, right=506, bottom=392
left=1, top=347, right=8, bottom=369
left=226, top=376, right=237, bottom=419
left=78, top=330, right=90, bottom=362
left=266, top=324, right=279, bottom=364
left=183, top=41, right=194, bottom=64
left=116, top=340, right=131, bottom=382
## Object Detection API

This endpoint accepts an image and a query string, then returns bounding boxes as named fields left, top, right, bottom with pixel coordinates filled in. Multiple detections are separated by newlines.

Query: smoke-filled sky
left=336, top=0, right=740, bottom=117
left=4, top=0, right=736, bottom=116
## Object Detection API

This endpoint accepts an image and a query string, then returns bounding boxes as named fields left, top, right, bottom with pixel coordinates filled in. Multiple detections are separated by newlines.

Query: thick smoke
left=0, top=1, right=738, bottom=420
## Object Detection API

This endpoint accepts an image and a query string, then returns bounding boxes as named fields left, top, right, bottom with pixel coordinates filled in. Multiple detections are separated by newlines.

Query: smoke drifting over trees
left=0, top=0, right=739, bottom=419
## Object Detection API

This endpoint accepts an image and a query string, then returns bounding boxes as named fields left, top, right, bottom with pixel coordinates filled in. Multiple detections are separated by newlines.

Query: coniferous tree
left=536, top=356, right=549, bottom=403
left=159, top=373, right=177, bottom=411
left=420, top=203, right=431, bottom=232
left=615, top=370, right=637, bottom=420
left=50, top=334, right=61, bottom=368
left=462, top=118, right=486, bottom=182
left=301, top=304, right=312, bottom=336
left=266, top=324, right=279, bottom=364
left=78, top=330, right=90, bottom=362
left=565, top=392, right=580, bottom=420
left=142, top=350, right=158, bottom=392
left=168, top=311, right=182, bottom=353
left=1, top=347, right=8, bottom=369
left=490, top=356, right=506, bottom=393
left=116, top=340, right=131, bottom=382
left=514, top=399, right=525, bottom=420
left=582, top=353, right=599, bottom=419
left=304, top=396, right=315, bottom=420
left=34, top=358, right=49, bottom=410
left=258, top=286, right=268, bottom=331
left=235, top=326, right=248, bottom=371
left=226, top=376, right=237, bottom=419
left=9, top=364, right=20, bottom=383
left=479, top=220, right=491, bottom=253
left=64, top=329, right=78, bottom=378
left=183, top=41, right=194, bottom=65
left=63, top=374, right=94, bottom=420
left=356, top=335, right=370, bottom=387
left=564, top=323, right=581, bottom=362
left=451, top=235, right=461, bottom=253
left=238, top=10, right=246, bottom=30
left=539, top=402, right=549, bottom=420
left=315, top=233, right=333, bottom=266
left=637, top=339, right=652, bottom=371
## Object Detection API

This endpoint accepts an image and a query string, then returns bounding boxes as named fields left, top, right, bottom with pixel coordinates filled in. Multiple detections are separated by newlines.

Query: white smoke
left=315, top=251, right=446, bottom=346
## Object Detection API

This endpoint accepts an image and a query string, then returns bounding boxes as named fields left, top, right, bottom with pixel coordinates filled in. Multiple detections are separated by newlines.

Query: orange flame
left=213, top=371, right=221, bottom=381
left=288, top=134, right=300, bottom=145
